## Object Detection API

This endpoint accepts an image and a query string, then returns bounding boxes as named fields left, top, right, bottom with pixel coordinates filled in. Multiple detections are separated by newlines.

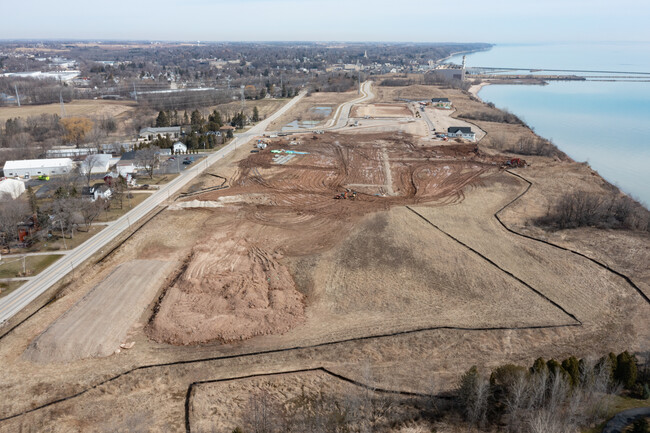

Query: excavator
left=334, top=189, right=357, bottom=200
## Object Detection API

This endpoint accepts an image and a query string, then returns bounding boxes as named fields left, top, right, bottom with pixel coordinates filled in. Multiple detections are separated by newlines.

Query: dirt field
left=23, top=260, right=176, bottom=363
left=350, top=103, right=413, bottom=118
left=267, top=90, right=359, bottom=130
left=0, top=100, right=136, bottom=123
left=0, top=84, right=647, bottom=433
left=147, top=233, right=305, bottom=345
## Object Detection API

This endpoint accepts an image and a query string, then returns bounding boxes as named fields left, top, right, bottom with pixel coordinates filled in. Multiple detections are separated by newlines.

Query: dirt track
left=146, top=132, right=509, bottom=345
left=0, top=87, right=647, bottom=433
left=23, top=260, right=175, bottom=363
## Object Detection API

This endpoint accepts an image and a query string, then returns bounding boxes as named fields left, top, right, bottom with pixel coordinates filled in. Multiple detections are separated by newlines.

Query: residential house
left=172, top=142, right=188, bottom=154
left=431, top=98, right=452, bottom=109
left=447, top=126, right=476, bottom=142
left=82, top=184, right=112, bottom=201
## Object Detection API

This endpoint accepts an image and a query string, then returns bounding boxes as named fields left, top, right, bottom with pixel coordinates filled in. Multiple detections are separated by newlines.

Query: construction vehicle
left=503, top=158, right=527, bottom=168
left=334, top=189, right=357, bottom=200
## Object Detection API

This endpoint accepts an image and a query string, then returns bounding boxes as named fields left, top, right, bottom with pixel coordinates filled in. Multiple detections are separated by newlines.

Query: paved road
left=327, top=81, right=375, bottom=129
left=602, top=407, right=650, bottom=433
left=0, top=90, right=307, bottom=325
left=271, top=80, right=374, bottom=135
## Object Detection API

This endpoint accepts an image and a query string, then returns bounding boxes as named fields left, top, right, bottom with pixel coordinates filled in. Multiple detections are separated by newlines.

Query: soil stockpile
left=24, top=260, right=175, bottom=363
left=147, top=234, right=305, bottom=345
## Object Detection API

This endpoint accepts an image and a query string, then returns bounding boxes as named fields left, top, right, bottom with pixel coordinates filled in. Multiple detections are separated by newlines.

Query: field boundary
left=185, top=367, right=436, bottom=433
left=0, top=322, right=579, bottom=424
left=405, top=206, right=581, bottom=325
left=499, top=170, right=649, bottom=305
left=1, top=168, right=648, bottom=427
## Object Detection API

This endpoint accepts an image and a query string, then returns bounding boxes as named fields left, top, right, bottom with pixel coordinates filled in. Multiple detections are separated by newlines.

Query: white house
left=3, top=158, right=73, bottom=179
left=82, top=184, right=112, bottom=201
left=172, top=142, right=188, bottom=154
left=0, top=178, right=26, bottom=200
left=116, top=161, right=136, bottom=177
left=447, top=127, right=476, bottom=141
left=79, top=154, right=112, bottom=175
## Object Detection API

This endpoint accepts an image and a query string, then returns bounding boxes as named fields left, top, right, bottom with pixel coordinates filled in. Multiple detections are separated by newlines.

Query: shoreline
left=467, top=79, right=649, bottom=209
left=436, top=46, right=493, bottom=65
left=468, top=81, right=490, bottom=100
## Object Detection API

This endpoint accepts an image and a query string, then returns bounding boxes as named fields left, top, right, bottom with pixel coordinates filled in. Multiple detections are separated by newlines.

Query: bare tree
left=81, top=154, right=104, bottom=186
left=0, top=199, right=29, bottom=253
left=135, top=146, right=160, bottom=179
left=78, top=197, right=106, bottom=230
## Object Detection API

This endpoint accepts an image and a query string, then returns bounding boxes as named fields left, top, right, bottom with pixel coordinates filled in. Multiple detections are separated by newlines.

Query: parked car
left=37, top=175, right=50, bottom=181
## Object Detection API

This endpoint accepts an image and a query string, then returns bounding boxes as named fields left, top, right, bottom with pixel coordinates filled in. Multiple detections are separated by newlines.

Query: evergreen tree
left=546, top=359, right=563, bottom=376
left=615, top=351, right=638, bottom=389
left=190, top=110, right=204, bottom=133
left=562, top=356, right=581, bottom=387
left=155, top=111, right=170, bottom=127
left=252, top=106, right=260, bottom=122
left=531, top=358, right=548, bottom=375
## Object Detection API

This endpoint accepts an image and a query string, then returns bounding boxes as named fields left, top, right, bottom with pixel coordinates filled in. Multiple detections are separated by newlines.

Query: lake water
left=447, top=43, right=650, bottom=207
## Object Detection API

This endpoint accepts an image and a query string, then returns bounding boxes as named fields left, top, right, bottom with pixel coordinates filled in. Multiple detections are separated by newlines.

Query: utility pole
left=59, top=90, right=66, bottom=117
left=357, top=60, right=361, bottom=95
left=14, top=84, right=20, bottom=107
left=240, top=85, right=245, bottom=113
left=133, top=82, right=138, bottom=102
left=60, top=220, right=67, bottom=250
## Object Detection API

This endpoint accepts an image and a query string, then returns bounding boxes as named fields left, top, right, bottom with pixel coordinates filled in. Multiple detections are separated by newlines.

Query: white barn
left=3, top=158, right=73, bottom=179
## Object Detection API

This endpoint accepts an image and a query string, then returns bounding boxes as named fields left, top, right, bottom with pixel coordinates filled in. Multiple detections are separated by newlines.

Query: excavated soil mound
left=147, top=234, right=304, bottom=345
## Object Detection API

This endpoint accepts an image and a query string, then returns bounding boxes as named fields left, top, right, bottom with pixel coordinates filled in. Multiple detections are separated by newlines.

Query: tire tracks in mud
left=1, top=170, right=646, bottom=426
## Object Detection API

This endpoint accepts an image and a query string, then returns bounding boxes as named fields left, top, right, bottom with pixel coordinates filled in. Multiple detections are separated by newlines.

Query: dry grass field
left=0, top=99, right=136, bottom=123
left=0, top=84, right=647, bottom=432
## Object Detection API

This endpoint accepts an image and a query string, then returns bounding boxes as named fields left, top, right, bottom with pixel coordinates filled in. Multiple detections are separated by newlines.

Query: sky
left=1, top=0, right=649, bottom=43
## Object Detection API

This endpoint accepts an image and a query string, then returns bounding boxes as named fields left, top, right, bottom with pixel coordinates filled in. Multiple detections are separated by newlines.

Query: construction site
left=0, top=82, right=648, bottom=432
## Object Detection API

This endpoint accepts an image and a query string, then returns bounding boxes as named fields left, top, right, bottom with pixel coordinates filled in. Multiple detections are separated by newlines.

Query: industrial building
left=3, top=158, right=74, bottom=179
left=139, top=126, right=181, bottom=141
left=79, top=154, right=113, bottom=175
